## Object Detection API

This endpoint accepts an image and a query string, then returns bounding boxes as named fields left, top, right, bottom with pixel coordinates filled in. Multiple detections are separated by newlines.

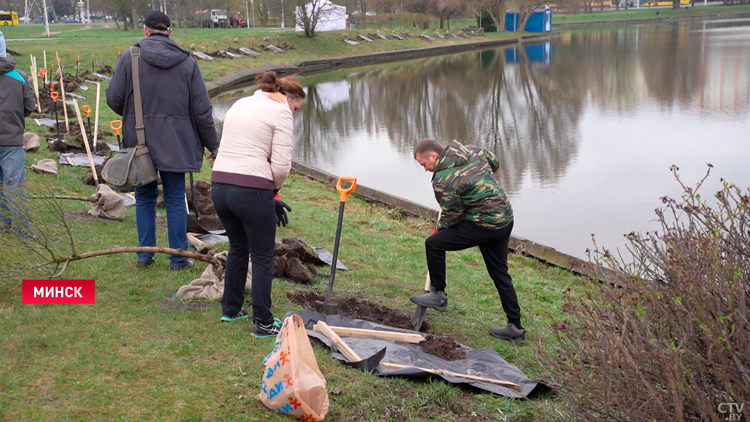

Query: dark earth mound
left=418, top=335, right=466, bottom=361
left=288, top=289, right=432, bottom=332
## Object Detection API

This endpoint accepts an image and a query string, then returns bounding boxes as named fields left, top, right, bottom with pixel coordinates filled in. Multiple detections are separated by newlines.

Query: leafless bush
left=539, top=165, right=750, bottom=421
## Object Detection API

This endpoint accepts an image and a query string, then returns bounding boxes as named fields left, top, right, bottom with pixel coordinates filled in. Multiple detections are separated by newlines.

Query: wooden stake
left=326, top=326, right=426, bottom=344
left=30, top=57, right=41, bottom=113
left=72, top=99, right=99, bottom=186
left=56, top=52, right=70, bottom=132
left=381, top=362, right=523, bottom=392
left=93, top=83, right=101, bottom=146
left=43, top=51, right=47, bottom=84
left=314, top=322, right=362, bottom=362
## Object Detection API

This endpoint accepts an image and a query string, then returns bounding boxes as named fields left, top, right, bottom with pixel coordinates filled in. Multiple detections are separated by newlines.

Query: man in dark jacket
left=106, top=11, right=219, bottom=270
left=411, top=139, right=526, bottom=344
left=0, top=30, right=37, bottom=235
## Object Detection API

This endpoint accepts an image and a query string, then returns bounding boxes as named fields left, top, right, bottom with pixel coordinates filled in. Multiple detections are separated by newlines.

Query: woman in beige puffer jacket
left=211, top=71, right=306, bottom=337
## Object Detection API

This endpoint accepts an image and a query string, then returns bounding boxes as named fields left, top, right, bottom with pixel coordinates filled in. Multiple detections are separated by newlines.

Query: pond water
left=212, top=18, right=750, bottom=259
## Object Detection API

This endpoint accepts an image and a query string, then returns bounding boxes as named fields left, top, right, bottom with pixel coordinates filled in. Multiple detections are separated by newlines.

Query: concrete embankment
left=292, top=162, right=619, bottom=285
left=204, top=33, right=558, bottom=97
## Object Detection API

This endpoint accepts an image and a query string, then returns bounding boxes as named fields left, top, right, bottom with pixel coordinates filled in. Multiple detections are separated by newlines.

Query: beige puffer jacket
left=211, top=92, right=293, bottom=190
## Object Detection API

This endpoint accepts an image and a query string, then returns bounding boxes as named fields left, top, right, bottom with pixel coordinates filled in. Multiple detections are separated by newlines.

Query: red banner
left=22, top=280, right=96, bottom=304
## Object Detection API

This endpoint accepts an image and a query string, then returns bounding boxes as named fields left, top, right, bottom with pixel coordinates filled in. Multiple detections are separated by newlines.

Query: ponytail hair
left=255, top=71, right=280, bottom=93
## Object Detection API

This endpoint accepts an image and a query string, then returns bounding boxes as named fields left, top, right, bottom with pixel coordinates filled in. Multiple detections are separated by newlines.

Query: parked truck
left=195, top=9, right=228, bottom=28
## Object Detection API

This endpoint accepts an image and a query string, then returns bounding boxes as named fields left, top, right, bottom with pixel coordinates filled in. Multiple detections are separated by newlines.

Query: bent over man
left=411, top=139, right=525, bottom=344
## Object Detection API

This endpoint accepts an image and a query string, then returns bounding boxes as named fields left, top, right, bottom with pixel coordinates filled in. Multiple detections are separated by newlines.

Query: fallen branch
left=31, top=195, right=97, bottom=203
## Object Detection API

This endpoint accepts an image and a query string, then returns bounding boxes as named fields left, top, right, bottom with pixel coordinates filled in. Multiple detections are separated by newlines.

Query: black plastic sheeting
left=285, top=310, right=542, bottom=398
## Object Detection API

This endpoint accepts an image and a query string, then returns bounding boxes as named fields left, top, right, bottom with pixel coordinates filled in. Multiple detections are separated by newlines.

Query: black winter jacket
left=0, top=57, right=37, bottom=147
left=105, top=34, right=219, bottom=172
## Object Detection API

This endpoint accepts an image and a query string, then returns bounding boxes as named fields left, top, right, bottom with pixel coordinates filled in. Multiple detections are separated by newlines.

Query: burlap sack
left=175, top=251, right=252, bottom=300
left=30, top=159, right=58, bottom=175
left=87, top=184, right=126, bottom=221
left=23, top=133, right=40, bottom=152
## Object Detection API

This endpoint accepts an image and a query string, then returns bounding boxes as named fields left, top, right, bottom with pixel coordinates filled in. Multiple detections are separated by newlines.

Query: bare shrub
left=538, top=165, right=750, bottom=421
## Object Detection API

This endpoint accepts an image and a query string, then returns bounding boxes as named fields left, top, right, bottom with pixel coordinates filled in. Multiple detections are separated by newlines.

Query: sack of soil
left=259, top=314, right=329, bottom=421
left=24, top=133, right=40, bottom=152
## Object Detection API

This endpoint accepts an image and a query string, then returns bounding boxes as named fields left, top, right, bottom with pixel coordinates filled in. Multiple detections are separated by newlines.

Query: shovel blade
left=314, top=300, right=339, bottom=315
left=344, top=347, right=387, bottom=374
left=411, top=304, right=427, bottom=332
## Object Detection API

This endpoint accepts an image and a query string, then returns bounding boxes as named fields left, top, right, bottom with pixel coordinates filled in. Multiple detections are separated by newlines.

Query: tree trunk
left=132, top=5, right=138, bottom=33
left=439, top=16, right=444, bottom=29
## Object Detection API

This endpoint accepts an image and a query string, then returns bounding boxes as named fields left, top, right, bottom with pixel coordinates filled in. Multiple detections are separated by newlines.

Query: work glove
left=275, top=197, right=292, bottom=227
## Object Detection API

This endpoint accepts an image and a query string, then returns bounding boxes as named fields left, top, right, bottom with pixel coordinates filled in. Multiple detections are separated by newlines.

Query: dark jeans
left=212, top=183, right=276, bottom=325
left=134, top=171, right=188, bottom=267
left=425, top=220, right=522, bottom=328
left=0, top=146, right=30, bottom=233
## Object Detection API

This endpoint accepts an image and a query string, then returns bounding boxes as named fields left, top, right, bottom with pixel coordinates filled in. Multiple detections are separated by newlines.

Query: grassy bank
left=554, top=3, right=750, bottom=24
left=0, top=141, right=589, bottom=420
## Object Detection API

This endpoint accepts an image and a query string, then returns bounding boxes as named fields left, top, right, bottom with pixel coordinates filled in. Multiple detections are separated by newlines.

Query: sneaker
left=251, top=318, right=282, bottom=338
left=170, top=259, right=195, bottom=271
left=221, top=308, right=249, bottom=322
left=489, top=323, right=526, bottom=344
left=137, top=257, right=155, bottom=268
left=410, top=291, right=448, bottom=312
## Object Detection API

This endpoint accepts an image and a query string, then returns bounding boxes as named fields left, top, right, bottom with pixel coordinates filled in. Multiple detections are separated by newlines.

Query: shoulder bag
left=101, top=46, right=158, bottom=192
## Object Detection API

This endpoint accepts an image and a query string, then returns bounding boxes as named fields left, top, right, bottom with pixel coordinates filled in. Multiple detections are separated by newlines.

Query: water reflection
left=212, top=19, right=750, bottom=258
left=292, top=42, right=583, bottom=196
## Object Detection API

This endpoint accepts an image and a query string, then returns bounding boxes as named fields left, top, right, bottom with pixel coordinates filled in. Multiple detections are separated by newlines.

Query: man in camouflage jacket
left=412, top=139, right=525, bottom=344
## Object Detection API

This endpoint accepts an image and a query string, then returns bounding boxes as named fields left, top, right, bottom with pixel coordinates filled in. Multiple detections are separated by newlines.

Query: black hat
left=144, top=11, right=170, bottom=30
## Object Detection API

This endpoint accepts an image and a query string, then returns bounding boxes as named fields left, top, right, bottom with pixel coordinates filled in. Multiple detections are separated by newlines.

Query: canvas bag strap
left=130, top=46, right=146, bottom=147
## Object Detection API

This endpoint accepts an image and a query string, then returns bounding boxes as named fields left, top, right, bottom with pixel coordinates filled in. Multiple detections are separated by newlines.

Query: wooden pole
left=43, top=51, right=47, bottom=84
left=72, top=99, right=99, bottom=186
left=314, top=322, right=362, bottom=362
left=30, top=56, right=41, bottom=113
left=92, top=83, right=101, bottom=146
left=56, top=52, right=70, bottom=132
left=326, top=326, right=426, bottom=344
left=380, top=362, right=523, bottom=391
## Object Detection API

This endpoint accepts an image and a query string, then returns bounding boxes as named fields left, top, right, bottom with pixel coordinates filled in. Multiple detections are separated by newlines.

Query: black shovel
left=411, top=211, right=441, bottom=331
left=315, top=176, right=357, bottom=315
left=186, top=172, right=211, bottom=235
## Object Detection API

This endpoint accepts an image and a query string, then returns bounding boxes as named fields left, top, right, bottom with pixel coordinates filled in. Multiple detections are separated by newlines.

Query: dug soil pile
left=182, top=180, right=223, bottom=231
left=288, top=289, right=432, bottom=332
left=47, top=121, right=112, bottom=155
left=274, top=238, right=327, bottom=285
left=418, top=335, right=466, bottom=361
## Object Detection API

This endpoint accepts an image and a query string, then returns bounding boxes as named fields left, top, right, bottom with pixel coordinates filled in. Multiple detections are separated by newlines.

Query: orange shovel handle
left=336, top=176, right=357, bottom=203
left=82, top=105, right=91, bottom=117
left=110, top=120, right=122, bottom=136
left=50, top=92, right=59, bottom=101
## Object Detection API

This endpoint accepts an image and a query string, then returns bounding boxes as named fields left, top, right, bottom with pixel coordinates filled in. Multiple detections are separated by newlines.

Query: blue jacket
left=0, top=57, right=37, bottom=147
left=106, top=34, right=218, bottom=172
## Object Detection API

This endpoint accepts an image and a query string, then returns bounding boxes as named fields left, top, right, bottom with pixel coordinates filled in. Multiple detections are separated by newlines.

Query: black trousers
left=425, top=220, right=522, bottom=328
left=212, top=183, right=276, bottom=325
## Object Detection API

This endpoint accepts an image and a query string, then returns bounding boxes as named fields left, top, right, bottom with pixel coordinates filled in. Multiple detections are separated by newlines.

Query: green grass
left=554, top=3, right=750, bottom=24
left=0, top=137, right=591, bottom=420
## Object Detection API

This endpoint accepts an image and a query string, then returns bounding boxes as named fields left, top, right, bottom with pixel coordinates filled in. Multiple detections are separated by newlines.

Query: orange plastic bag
left=259, top=314, right=329, bottom=421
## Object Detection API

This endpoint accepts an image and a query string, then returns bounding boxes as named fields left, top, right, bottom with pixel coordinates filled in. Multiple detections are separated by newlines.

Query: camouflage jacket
left=432, top=141, right=513, bottom=230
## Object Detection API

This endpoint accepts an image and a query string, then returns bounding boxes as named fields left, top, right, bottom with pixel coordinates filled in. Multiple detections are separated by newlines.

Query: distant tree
left=515, top=0, right=546, bottom=31
left=429, top=0, right=465, bottom=29
left=294, top=0, right=341, bottom=37
left=473, top=0, right=506, bottom=31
